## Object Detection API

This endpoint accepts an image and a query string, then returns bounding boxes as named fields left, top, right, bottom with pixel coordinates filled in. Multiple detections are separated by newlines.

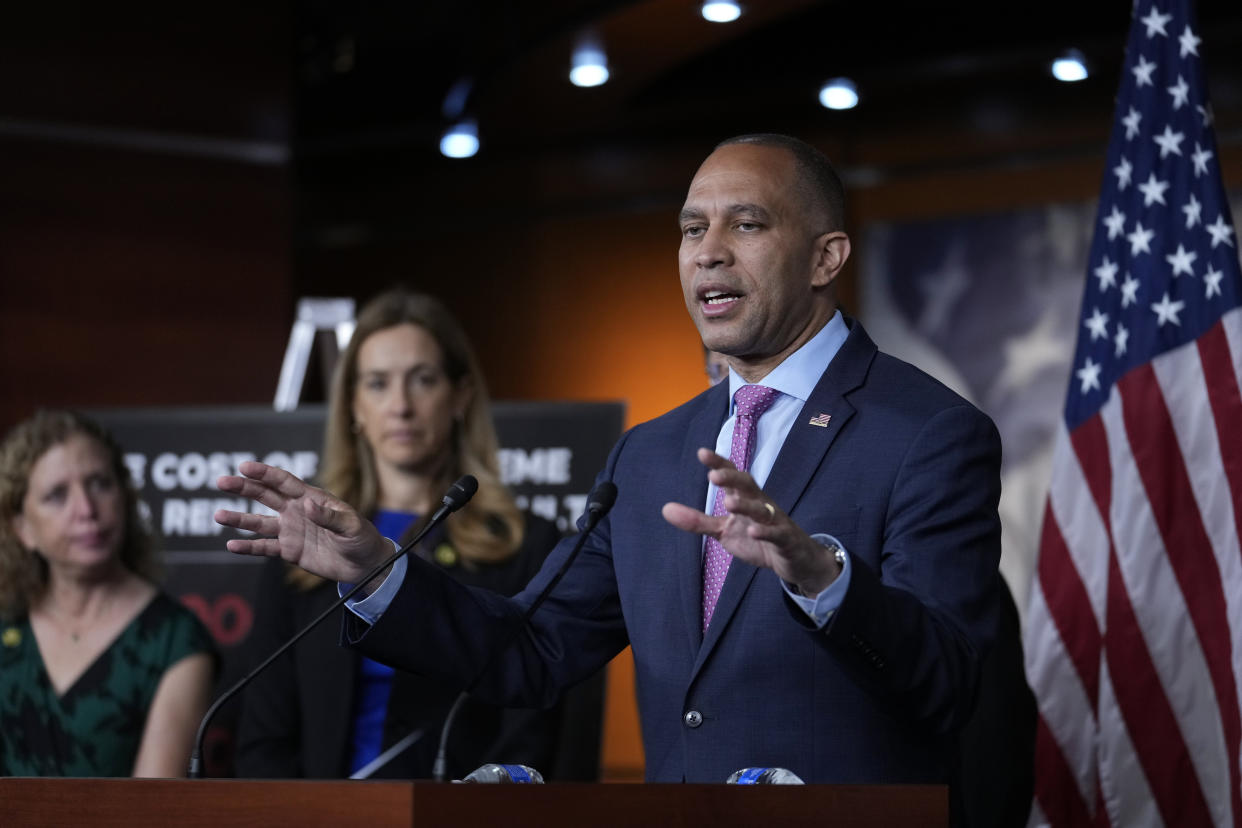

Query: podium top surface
left=2, top=778, right=946, bottom=828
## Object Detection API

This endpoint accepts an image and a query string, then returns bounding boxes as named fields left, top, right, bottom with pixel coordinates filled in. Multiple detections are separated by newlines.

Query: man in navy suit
left=217, top=134, right=1003, bottom=796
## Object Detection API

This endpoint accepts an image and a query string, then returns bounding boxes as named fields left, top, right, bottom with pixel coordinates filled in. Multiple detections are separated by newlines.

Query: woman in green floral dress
left=0, top=411, right=215, bottom=777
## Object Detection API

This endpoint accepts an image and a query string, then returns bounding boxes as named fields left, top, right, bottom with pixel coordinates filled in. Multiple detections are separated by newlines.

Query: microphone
left=187, top=474, right=479, bottom=778
left=439, top=475, right=479, bottom=515
left=430, top=480, right=617, bottom=782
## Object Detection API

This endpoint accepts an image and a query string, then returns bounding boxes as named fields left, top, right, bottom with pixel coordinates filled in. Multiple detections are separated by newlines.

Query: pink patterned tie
left=702, top=384, right=781, bottom=631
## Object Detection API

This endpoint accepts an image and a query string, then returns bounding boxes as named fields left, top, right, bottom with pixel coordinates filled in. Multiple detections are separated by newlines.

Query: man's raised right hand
left=214, top=461, right=389, bottom=586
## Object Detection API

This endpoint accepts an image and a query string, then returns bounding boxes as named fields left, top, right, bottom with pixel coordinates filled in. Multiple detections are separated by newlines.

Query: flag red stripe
left=1034, top=712, right=1095, bottom=828
left=1038, top=499, right=1101, bottom=707
left=1117, top=364, right=1240, bottom=826
left=1199, top=320, right=1242, bottom=556
left=1069, top=415, right=1113, bottom=531
left=1103, top=549, right=1215, bottom=826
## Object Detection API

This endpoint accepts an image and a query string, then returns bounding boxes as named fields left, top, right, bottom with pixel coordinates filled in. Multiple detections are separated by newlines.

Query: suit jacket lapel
left=763, top=320, right=875, bottom=516
left=676, top=382, right=731, bottom=654
left=692, top=318, right=877, bottom=674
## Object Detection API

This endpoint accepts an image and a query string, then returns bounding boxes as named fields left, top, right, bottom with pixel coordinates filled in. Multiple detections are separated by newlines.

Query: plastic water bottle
left=459, top=763, right=546, bottom=783
left=726, top=766, right=805, bottom=785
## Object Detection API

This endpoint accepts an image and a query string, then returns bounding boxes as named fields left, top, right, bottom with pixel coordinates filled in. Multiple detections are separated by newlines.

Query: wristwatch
left=825, top=542, right=846, bottom=568
left=792, top=541, right=846, bottom=598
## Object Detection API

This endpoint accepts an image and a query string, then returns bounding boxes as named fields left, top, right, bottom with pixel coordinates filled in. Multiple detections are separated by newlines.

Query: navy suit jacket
left=348, top=317, right=1003, bottom=786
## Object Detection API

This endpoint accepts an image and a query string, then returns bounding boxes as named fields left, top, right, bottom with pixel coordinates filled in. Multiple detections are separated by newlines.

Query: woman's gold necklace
left=41, top=598, right=112, bottom=643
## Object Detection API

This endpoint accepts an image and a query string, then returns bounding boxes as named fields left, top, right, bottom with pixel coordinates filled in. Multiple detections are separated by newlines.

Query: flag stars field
left=1165, top=243, right=1197, bottom=277
left=1167, top=75, right=1190, bottom=109
left=1178, top=24, right=1201, bottom=57
left=1182, top=193, right=1202, bottom=227
left=1140, top=6, right=1171, bottom=37
left=1104, top=206, right=1127, bottom=239
left=1127, top=221, right=1154, bottom=255
left=1204, top=266, right=1224, bottom=299
left=1114, top=155, right=1134, bottom=189
left=1138, top=172, right=1169, bottom=206
left=1132, top=54, right=1157, bottom=86
left=1085, top=308, right=1111, bottom=340
left=1205, top=214, right=1234, bottom=248
left=1150, top=291, right=1185, bottom=326
left=1076, top=357, right=1103, bottom=393
left=1191, top=142, right=1213, bottom=176
left=1153, top=124, right=1184, bottom=157
left=1095, top=257, right=1120, bottom=290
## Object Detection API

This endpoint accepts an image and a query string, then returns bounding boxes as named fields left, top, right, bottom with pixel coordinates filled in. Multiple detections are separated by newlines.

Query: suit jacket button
left=684, top=710, right=703, bottom=728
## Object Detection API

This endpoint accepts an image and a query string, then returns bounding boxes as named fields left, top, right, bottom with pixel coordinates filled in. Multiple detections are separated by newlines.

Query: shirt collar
left=726, top=310, right=848, bottom=409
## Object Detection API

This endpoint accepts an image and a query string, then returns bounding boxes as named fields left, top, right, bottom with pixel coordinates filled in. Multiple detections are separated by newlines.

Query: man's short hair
left=716, top=133, right=846, bottom=232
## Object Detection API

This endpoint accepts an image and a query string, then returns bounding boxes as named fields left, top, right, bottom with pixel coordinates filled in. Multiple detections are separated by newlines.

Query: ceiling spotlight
left=1052, top=49, right=1088, bottom=82
left=818, top=78, right=858, bottom=110
left=441, top=77, right=473, bottom=120
left=701, top=1, right=742, bottom=23
left=440, top=121, right=478, bottom=159
left=570, top=40, right=610, bottom=87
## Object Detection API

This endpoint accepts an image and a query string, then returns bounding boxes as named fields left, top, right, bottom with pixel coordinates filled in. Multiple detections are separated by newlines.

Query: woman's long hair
left=0, top=410, right=159, bottom=621
left=311, top=289, right=524, bottom=581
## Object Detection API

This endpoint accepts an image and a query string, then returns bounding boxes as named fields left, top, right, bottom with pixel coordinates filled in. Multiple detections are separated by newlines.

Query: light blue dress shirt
left=346, top=550, right=406, bottom=625
left=709, top=310, right=851, bottom=628
left=348, top=311, right=854, bottom=628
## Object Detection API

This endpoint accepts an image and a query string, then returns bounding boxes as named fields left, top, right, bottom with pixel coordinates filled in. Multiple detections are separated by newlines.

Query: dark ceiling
left=292, top=0, right=1242, bottom=158
left=5, top=1, right=1242, bottom=167
left=4, top=0, right=1242, bottom=241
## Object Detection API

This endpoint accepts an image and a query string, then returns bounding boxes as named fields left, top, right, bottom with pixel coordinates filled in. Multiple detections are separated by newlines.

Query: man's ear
left=811, top=232, right=851, bottom=289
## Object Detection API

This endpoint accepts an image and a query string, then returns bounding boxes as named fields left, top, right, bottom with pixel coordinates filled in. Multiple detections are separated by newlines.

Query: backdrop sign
left=94, top=402, right=624, bottom=552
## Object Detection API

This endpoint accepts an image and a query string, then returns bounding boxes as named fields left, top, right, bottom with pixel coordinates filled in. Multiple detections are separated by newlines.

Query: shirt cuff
left=782, top=534, right=851, bottom=629
left=340, top=538, right=407, bottom=626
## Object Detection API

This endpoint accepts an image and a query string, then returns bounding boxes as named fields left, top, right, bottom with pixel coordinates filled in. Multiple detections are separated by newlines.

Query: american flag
left=1024, top=1, right=1242, bottom=826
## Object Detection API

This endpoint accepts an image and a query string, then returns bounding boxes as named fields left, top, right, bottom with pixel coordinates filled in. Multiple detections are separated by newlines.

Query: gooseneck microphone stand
left=187, top=475, right=479, bottom=778
left=430, top=480, right=617, bottom=782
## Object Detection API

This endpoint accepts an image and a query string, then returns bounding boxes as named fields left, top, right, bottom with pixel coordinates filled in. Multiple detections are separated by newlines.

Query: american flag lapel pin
left=808, top=412, right=831, bottom=428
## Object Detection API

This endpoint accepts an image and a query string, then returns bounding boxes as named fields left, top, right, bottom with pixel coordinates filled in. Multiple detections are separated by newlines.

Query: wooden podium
left=1, top=778, right=945, bottom=827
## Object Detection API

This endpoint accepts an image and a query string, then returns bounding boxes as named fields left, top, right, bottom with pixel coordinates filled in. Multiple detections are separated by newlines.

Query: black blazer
left=234, top=512, right=604, bottom=780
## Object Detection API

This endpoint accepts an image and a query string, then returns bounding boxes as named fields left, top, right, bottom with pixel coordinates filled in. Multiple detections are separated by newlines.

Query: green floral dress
left=0, top=593, right=215, bottom=776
